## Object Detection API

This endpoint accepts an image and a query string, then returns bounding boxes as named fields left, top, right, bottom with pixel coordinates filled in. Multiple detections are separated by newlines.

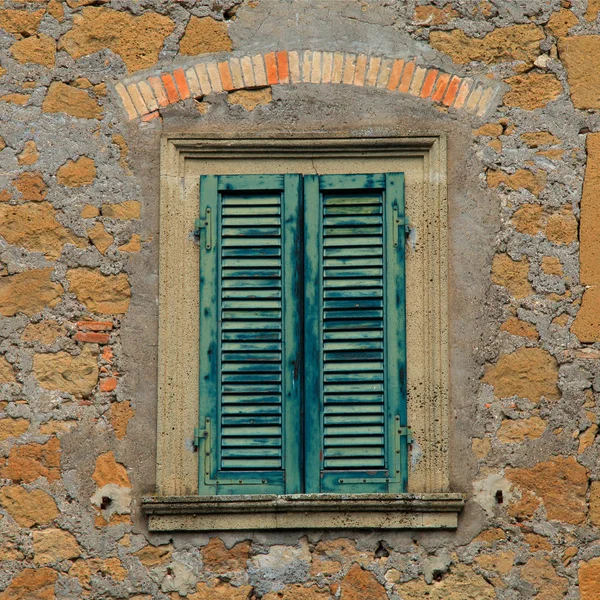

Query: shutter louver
left=304, top=174, right=408, bottom=494
left=198, top=175, right=302, bottom=495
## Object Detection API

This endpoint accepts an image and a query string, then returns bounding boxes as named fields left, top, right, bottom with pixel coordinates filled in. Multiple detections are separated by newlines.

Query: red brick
left=100, top=377, right=117, bottom=392
left=420, top=69, right=439, bottom=98
left=77, top=321, right=113, bottom=331
left=161, top=73, right=179, bottom=104
left=173, top=68, right=190, bottom=100
left=218, top=61, right=234, bottom=91
left=442, top=75, right=461, bottom=106
left=264, top=52, right=278, bottom=85
left=102, top=346, right=113, bottom=363
left=74, top=331, right=110, bottom=344
left=398, top=61, right=415, bottom=93
left=431, top=72, right=451, bottom=102
left=387, top=59, right=404, bottom=90
left=276, top=51, right=289, bottom=83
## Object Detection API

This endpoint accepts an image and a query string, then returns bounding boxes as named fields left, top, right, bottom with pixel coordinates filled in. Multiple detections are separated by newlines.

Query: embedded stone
left=0, top=418, right=29, bottom=441
left=471, top=437, right=491, bottom=459
left=520, top=131, right=561, bottom=148
left=580, top=557, right=600, bottom=600
left=473, top=123, right=503, bottom=137
left=340, top=564, right=387, bottom=600
left=559, top=36, right=600, bottom=109
left=112, top=134, right=129, bottom=171
left=546, top=8, right=579, bottom=37
left=503, top=73, right=563, bottom=110
left=17, top=141, right=39, bottom=165
left=0, top=269, right=63, bottom=317
left=414, top=4, right=458, bottom=26
left=497, top=416, right=546, bottom=443
left=541, top=256, right=563, bottom=276
left=202, top=538, right=251, bottom=573
left=48, top=0, right=64, bottom=22
left=0, top=486, right=59, bottom=527
left=524, top=533, right=552, bottom=552
left=109, top=400, right=134, bottom=440
left=0, top=356, right=16, bottom=384
left=0, top=567, right=58, bottom=600
left=33, top=346, right=98, bottom=397
left=506, top=456, right=588, bottom=524
left=0, top=202, right=86, bottom=259
left=187, top=582, right=254, bottom=600
left=56, top=156, right=96, bottom=187
left=179, top=16, right=232, bottom=56
left=92, top=451, right=130, bottom=487
left=60, top=7, right=175, bottom=73
left=133, top=543, right=173, bottom=567
left=87, top=222, right=113, bottom=254
left=578, top=424, right=598, bottom=454
left=0, top=437, right=61, bottom=483
left=488, top=169, right=546, bottom=196
left=81, top=204, right=99, bottom=218
left=10, top=34, right=56, bottom=67
left=429, top=24, right=544, bottom=65
left=33, top=529, right=80, bottom=564
left=67, top=268, right=131, bottom=314
left=228, top=88, right=273, bottom=111
left=118, top=234, right=141, bottom=253
left=0, top=9, right=44, bottom=37
left=263, top=585, right=330, bottom=600
left=522, top=557, right=568, bottom=600
left=473, top=528, right=506, bottom=544
left=474, top=551, right=515, bottom=575
left=101, top=200, right=140, bottom=219
left=589, top=481, right=600, bottom=526
left=483, top=347, right=559, bottom=402
left=42, top=82, right=102, bottom=119
left=22, top=321, right=66, bottom=345
left=545, top=207, right=577, bottom=245
left=500, top=317, right=538, bottom=339
left=395, top=564, right=495, bottom=600
left=0, top=94, right=30, bottom=106
left=511, top=204, right=543, bottom=234
left=13, top=172, right=47, bottom=201
left=572, top=286, right=600, bottom=343
left=490, top=254, right=534, bottom=299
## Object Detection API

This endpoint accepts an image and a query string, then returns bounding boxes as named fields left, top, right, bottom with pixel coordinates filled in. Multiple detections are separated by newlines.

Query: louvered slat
left=322, top=191, right=386, bottom=470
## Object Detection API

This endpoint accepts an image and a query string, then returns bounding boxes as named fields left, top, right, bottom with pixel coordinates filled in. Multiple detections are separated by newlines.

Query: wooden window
left=197, top=173, right=407, bottom=495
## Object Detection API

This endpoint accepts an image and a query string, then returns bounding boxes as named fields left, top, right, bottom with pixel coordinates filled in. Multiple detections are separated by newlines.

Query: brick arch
left=115, top=50, right=501, bottom=121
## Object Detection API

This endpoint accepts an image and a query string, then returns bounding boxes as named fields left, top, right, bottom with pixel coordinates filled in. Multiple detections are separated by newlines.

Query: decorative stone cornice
left=114, top=49, right=502, bottom=121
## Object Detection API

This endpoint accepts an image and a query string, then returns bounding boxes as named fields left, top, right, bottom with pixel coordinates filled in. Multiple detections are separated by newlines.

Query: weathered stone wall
left=1, top=0, right=600, bottom=598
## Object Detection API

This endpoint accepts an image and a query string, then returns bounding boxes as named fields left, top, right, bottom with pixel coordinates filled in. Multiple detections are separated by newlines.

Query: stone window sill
left=142, top=493, right=465, bottom=531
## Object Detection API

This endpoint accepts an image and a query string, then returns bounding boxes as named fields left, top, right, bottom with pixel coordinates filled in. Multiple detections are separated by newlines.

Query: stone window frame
left=143, top=133, right=465, bottom=531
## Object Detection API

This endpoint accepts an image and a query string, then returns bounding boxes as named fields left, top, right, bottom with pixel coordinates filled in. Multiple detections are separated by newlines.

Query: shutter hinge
left=398, top=426, right=413, bottom=444
left=392, top=204, right=410, bottom=248
left=194, top=206, right=212, bottom=250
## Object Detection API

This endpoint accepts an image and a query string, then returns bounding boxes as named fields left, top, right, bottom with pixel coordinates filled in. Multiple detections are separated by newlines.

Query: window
left=196, top=173, right=408, bottom=496
left=145, top=135, right=464, bottom=531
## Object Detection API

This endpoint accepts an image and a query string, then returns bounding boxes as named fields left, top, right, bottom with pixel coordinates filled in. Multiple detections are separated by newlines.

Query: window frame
left=144, top=134, right=464, bottom=531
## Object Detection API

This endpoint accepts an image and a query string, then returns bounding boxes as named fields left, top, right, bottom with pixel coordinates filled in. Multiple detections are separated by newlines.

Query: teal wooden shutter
left=198, top=174, right=302, bottom=495
left=304, top=173, right=408, bottom=494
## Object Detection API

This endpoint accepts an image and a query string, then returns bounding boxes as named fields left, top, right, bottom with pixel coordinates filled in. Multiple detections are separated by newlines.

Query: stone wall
left=1, top=0, right=600, bottom=598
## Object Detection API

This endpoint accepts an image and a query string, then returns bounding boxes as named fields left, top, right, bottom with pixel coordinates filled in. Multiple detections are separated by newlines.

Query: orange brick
left=138, top=81, right=158, bottom=111
left=387, top=59, right=405, bottom=90
left=126, top=84, right=147, bottom=116
left=276, top=50, right=289, bottom=83
left=354, top=54, right=368, bottom=86
left=74, top=331, right=110, bottom=344
left=148, top=76, right=169, bottom=107
left=431, top=72, right=451, bottom=102
left=77, top=321, right=114, bottom=331
left=161, top=73, right=179, bottom=104
left=173, top=68, right=190, bottom=100
left=218, top=61, right=234, bottom=91
left=321, top=51, right=333, bottom=84
left=141, top=110, right=160, bottom=122
left=466, top=83, right=484, bottom=112
left=477, top=86, right=495, bottom=117
left=398, top=61, right=415, bottom=93
left=102, top=346, right=113, bottom=362
left=100, top=377, right=117, bottom=393
left=265, top=52, right=278, bottom=85
left=420, top=69, right=439, bottom=98
left=442, top=75, right=461, bottom=106
left=114, top=83, right=138, bottom=120
left=342, top=53, right=356, bottom=85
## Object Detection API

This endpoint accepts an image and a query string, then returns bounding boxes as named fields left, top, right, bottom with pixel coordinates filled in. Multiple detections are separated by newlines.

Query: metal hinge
left=194, top=206, right=212, bottom=250
left=392, top=204, right=410, bottom=248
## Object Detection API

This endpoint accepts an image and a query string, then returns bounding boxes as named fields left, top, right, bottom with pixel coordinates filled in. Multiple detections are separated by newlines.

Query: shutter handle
left=194, top=207, right=213, bottom=250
